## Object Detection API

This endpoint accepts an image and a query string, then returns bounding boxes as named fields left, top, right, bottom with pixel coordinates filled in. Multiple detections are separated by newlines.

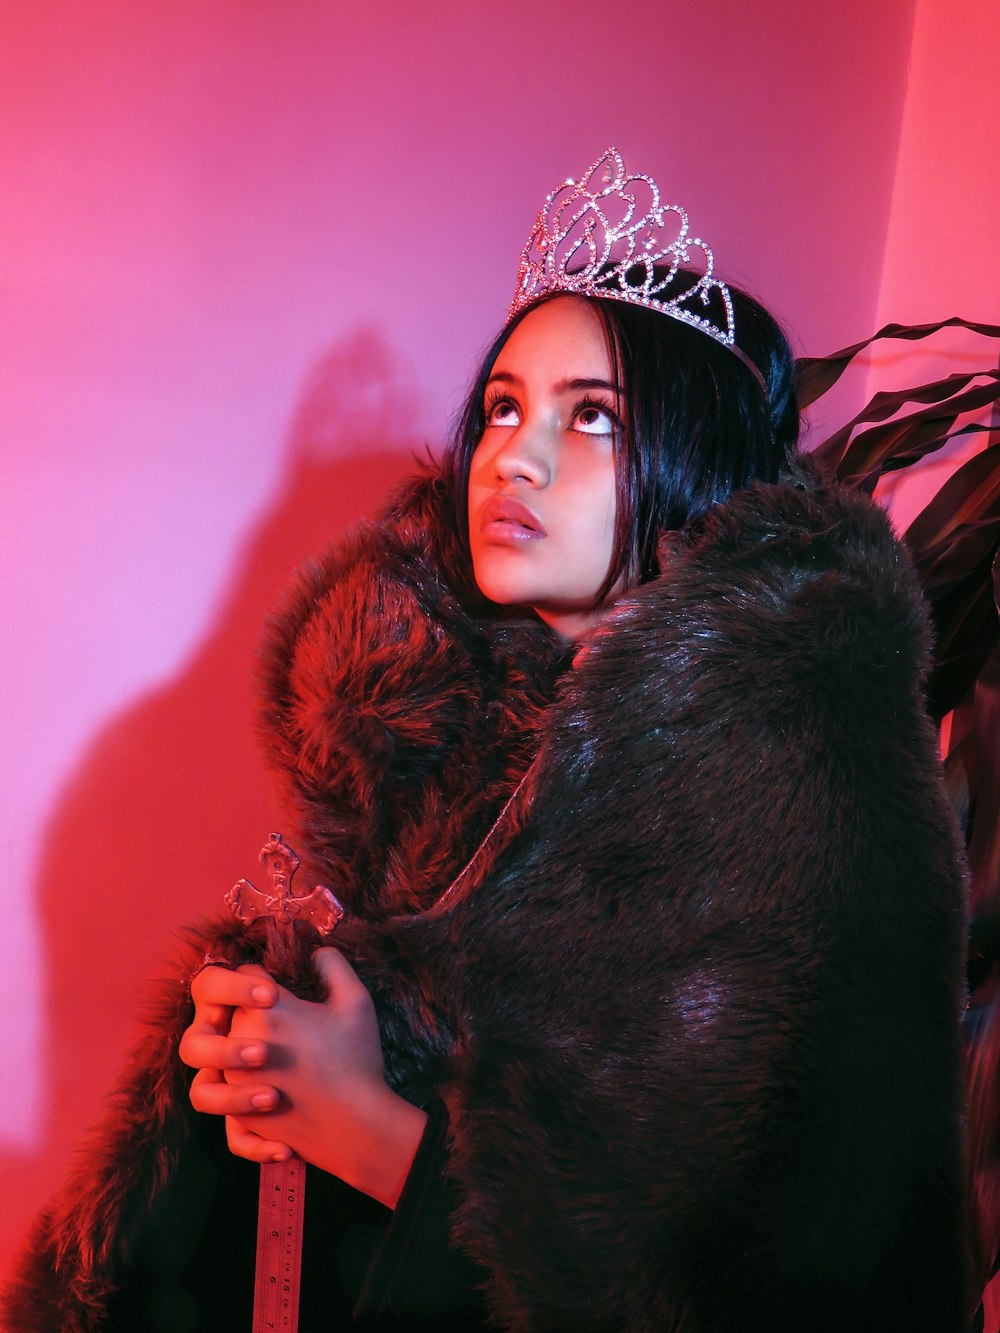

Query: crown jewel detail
left=509, top=147, right=737, bottom=350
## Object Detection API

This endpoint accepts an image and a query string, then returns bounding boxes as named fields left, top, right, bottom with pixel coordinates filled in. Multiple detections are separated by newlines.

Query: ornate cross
left=226, top=831, right=344, bottom=933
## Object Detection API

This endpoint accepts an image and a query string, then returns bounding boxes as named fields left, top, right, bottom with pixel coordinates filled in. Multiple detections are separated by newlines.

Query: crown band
left=509, top=148, right=765, bottom=389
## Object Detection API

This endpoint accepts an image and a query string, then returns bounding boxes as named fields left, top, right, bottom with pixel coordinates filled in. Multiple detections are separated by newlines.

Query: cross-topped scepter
left=225, top=832, right=344, bottom=1333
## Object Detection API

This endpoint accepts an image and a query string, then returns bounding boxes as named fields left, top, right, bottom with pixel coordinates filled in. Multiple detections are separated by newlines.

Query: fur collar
left=256, top=455, right=934, bottom=928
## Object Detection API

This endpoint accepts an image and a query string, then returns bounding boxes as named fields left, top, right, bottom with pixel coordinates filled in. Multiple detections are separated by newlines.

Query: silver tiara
left=509, top=147, right=738, bottom=352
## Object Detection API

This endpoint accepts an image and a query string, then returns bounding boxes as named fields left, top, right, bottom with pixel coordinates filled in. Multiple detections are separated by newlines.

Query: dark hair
left=445, top=273, right=800, bottom=601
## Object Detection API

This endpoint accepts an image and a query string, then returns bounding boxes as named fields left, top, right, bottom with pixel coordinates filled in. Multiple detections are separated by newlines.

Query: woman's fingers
left=189, top=1066, right=280, bottom=1116
left=226, top=1116, right=293, bottom=1165
left=190, top=963, right=278, bottom=1014
left=179, top=1029, right=269, bottom=1072
left=181, top=964, right=280, bottom=1067
left=313, top=946, right=369, bottom=1009
left=183, top=963, right=295, bottom=1164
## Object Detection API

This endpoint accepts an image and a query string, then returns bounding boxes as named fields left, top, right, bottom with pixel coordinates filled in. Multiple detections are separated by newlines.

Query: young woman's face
left=467, top=297, right=622, bottom=640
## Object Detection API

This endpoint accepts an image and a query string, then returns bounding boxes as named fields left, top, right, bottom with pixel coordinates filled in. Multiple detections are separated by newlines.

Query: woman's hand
left=179, top=949, right=426, bottom=1208
left=180, top=961, right=288, bottom=1161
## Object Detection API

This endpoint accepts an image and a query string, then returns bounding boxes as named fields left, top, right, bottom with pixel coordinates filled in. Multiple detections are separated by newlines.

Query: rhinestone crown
left=509, top=147, right=738, bottom=351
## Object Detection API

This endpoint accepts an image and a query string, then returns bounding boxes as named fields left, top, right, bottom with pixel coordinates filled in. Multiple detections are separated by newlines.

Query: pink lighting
left=3, top=0, right=998, bottom=1312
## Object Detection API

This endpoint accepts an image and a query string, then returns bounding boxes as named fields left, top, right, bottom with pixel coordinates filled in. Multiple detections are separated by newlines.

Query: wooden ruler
left=253, top=1156, right=306, bottom=1332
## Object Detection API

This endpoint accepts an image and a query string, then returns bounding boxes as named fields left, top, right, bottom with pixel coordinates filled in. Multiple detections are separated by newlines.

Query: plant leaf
left=795, top=316, right=1000, bottom=409
left=815, top=379, right=1000, bottom=482
left=905, top=444, right=1000, bottom=550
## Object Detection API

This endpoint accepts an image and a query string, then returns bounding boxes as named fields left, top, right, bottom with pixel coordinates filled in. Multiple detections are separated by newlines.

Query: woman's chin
left=470, top=562, right=537, bottom=611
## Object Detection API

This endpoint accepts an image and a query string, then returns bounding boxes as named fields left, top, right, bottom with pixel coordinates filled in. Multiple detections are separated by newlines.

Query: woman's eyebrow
left=553, top=376, right=622, bottom=395
left=484, top=370, right=521, bottom=388
left=484, top=371, right=622, bottom=394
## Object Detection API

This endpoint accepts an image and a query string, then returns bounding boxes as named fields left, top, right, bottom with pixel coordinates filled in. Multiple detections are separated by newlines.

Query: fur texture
left=4, top=463, right=970, bottom=1331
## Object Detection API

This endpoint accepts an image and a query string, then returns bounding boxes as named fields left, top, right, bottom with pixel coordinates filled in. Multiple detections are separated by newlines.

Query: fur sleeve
left=1, top=929, right=212, bottom=1332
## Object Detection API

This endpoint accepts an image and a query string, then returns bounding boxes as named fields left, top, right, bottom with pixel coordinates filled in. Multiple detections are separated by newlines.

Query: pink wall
left=871, top=0, right=1000, bottom=530
left=3, top=0, right=995, bottom=1288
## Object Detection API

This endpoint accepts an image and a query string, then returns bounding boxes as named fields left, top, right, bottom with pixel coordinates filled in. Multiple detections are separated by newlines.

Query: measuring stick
left=253, top=1157, right=307, bottom=1332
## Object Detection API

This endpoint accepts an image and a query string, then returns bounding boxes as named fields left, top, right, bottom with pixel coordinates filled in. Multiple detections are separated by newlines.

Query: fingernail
left=251, top=1090, right=275, bottom=1109
left=251, top=984, right=275, bottom=1004
left=272, top=1148, right=290, bottom=1163
left=241, top=1043, right=265, bottom=1064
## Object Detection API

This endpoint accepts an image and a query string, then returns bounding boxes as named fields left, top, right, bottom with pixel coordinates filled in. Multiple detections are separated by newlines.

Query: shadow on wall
left=1, top=328, right=434, bottom=1278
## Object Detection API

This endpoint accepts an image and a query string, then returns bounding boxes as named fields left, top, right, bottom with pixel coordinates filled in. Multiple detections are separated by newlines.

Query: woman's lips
left=479, top=494, right=545, bottom=542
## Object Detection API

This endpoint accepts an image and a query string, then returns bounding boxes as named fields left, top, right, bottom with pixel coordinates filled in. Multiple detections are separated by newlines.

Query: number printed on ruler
left=254, top=1156, right=306, bottom=1333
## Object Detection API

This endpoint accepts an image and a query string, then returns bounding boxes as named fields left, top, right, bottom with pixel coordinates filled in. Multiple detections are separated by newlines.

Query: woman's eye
left=485, top=399, right=519, bottom=427
left=572, top=403, right=617, bottom=436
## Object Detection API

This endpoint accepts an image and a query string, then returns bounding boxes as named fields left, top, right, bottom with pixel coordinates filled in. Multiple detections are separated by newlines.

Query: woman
left=5, top=149, right=970, bottom=1331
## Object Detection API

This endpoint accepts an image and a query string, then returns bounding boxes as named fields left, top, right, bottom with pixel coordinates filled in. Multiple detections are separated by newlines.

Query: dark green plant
left=799, top=319, right=1000, bottom=1297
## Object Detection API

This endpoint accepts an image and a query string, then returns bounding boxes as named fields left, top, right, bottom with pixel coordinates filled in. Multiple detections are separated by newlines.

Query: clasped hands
left=178, top=948, right=426, bottom=1209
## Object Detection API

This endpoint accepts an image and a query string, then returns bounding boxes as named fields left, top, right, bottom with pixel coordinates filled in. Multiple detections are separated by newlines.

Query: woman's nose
left=492, top=421, right=552, bottom=486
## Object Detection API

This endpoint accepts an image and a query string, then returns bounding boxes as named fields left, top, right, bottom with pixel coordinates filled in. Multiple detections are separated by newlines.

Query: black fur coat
left=4, top=461, right=971, bottom=1332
